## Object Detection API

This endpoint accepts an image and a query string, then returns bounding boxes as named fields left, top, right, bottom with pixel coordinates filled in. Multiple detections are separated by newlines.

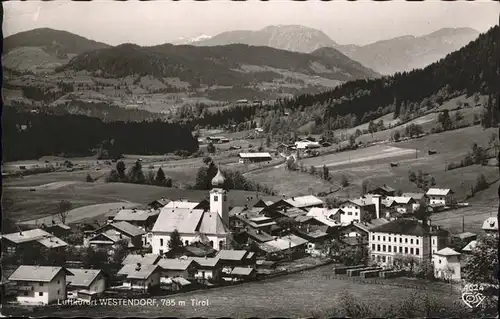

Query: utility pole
left=462, top=216, right=465, bottom=233
left=415, top=148, right=418, bottom=159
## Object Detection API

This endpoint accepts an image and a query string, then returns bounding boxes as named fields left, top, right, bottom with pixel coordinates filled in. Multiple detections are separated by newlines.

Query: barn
left=238, top=152, right=272, bottom=163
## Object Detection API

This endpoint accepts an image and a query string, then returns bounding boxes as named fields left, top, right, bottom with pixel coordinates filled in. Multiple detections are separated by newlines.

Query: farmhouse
left=385, top=196, right=416, bottom=214
left=259, top=234, right=309, bottom=260
left=234, top=227, right=274, bottom=244
left=188, top=257, right=223, bottom=283
left=157, top=258, right=198, bottom=280
left=306, top=207, right=342, bottom=229
left=117, top=264, right=161, bottom=291
left=225, top=267, right=257, bottom=282
left=481, top=216, right=498, bottom=233
left=8, top=266, right=73, bottom=305
left=276, top=143, right=295, bottom=155
left=295, top=140, right=321, bottom=150
left=426, top=188, right=455, bottom=207
left=433, top=248, right=461, bottom=281
left=151, top=169, right=229, bottom=254
left=338, top=196, right=379, bottom=225
left=269, top=195, right=324, bottom=211
left=66, top=268, right=106, bottom=301
left=369, top=219, right=450, bottom=267
left=183, top=242, right=218, bottom=258
left=339, top=218, right=389, bottom=246
left=86, top=221, right=145, bottom=249
left=238, top=152, right=272, bottom=163
left=401, top=192, right=426, bottom=210
left=148, top=198, right=170, bottom=210
left=461, top=240, right=477, bottom=253
left=217, top=250, right=256, bottom=272
left=206, top=136, right=230, bottom=144
left=369, top=185, right=396, bottom=197
left=112, top=208, right=160, bottom=230
left=121, top=253, right=161, bottom=266
left=2, top=229, right=68, bottom=255
left=41, top=222, right=72, bottom=238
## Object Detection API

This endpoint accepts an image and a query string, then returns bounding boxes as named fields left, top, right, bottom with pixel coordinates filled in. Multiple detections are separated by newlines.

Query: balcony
left=17, top=285, right=34, bottom=291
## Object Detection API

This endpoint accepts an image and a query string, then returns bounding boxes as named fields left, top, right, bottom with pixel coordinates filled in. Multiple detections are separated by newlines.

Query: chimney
left=19, top=231, right=23, bottom=236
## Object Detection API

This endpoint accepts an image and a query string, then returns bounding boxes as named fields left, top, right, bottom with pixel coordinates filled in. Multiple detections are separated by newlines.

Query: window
left=348, top=212, right=352, bottom=216
left=382, top=245, right=386, bottom=252
left=388, top=246, right=391, bottom=253
left=377, top=244, right=380, bottom=251
left=57, top=280, right=60, bottom=284
left=416, top=248, right=420, bottom=255
left=399, top=238, right=402, bottom=243
left=378, top=236, right=380, bottom=241
left=410, top=239, right=414, bottom=244
left=388, top=237, right=391, bottom=242
left=405, top=238, right=408, bottom=244
left=185, top=240, right=190, bottom=246
left=372, top=244, right=375, bottom=250
left=57, top=290, right=60, bottom=295
left=214, top=196, right=218, bottom=202
left=438, top=259, right=441, bottom=264
left=399, top=247, right=403, bottom=253
left=209, top=241, right=214, bottom=247
left=160, top=238, right=164, bottom=246
left=404, top=247, right=408, bottom=254
left=416, top=239, right=419, bottom=245
left=377, top=256, right=381, bottom=262
left=410, top=248, right=414, bottom=255
left=23, top=291, right=29, bottom=296
left=354, top=212, right=358, bottom=216
left=39, top=292, right=43, bottom=296
left=432, top=239, right=435, bottom=245
left=382, top=256, right=386, bottom=262
left=383, top=236, right=386, bottom=241
left=394, top=246, right=397, bottom=252
left=223, top=195, right=227, bottom=202
left=39, top=283, right=44, bottom=287
left=372, top=235, right=375, bottom=240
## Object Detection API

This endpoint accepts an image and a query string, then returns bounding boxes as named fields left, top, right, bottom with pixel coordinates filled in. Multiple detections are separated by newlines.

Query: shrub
left=341, top=174, right=349, bottom=187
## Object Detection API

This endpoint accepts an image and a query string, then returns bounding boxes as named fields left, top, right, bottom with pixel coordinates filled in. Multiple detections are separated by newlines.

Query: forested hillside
left=2, top=108, right=198, bottom=161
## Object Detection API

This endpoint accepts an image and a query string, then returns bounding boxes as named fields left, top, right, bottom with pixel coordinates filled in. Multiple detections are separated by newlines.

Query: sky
left=3, top=0, right=499, bottom=46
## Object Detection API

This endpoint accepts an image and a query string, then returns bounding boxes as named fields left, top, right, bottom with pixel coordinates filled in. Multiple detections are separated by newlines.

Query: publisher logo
left=461, top=283, right=486, bottom=308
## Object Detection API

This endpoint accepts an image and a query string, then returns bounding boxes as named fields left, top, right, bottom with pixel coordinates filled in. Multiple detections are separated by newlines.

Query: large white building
left=151, top=168, right=229, bottom=255
left=339, top=195, right=380, bottom=225
left=369, top=219, right=449, bottom=267
left=433, top=247, right=461, bottom=281
left=426, top=188, right=455, bottom=206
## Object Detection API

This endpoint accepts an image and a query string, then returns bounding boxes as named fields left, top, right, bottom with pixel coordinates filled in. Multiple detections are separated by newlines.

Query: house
left=255, top=127, right=264, bottom=133
left=232, top=214, right=276, bottom=234
left=41, top=222, right=72, bottom=238
left=295, top=140, right=321, bottom=150
left=151, top=169, right=229, bottom=254
left=8, top=266, right=73, bottom=305
left=338, top=196, right=379, bottom=225
left=121, top=253, right=161, bottom=266
left=117, top=264, right=161, bottom=291
left=112, top=208, right=160, bottom=230
left=259, top=234, right=309, bottom=260
left=369, top=219, right=450, bottom=267
left=452, top=232, right=477, bottom=245
left=66, top=268, right=106, bottom=301
left=2, top=229, right=68, bottom=255
left=339, top=218, right=389, bottom=246
left=306, top=207, right=342, bottom=230
left=238, top=152, right=272, bottom=164
left=225, top=267, right=257, bottom=282
left=433, top=247, right=461, bottom=281
left=401, top=193, right=426, bottom=210
left=369, top=185, right=396, bottom=197
left=216, top=250, right=256, bottom=274
left=206, top=136, right=229, bottom=144
left=233, top=227, right=274, bottom=245
left=269, top=195, right=324, bottom=212
left=86, top=221, right=145, bottom=249
left=148, top=198, right=170, bottom=210
left=385, top=196, right=416, bottom=214
left=461, top=240, right=477, bottom=254
left=189, top=257, right=223, bottom=283
left=426, top=188, right=455, bottom=207
left=276, top=143, right=294, bottom=155
left=157, top=258, right=198, bottom=280
left=183, top=242, right=218, bottom=258
left=481, top=217, right=498, bottom=234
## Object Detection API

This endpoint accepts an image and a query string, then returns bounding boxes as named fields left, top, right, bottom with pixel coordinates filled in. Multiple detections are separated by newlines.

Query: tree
left=266, top=135, right=271, bottom=148
left=341, top=174, right=349, bottom=187
left=155, top=167, right=166, bottom=185
left=207, top=142, right=216, bottom=153
left=86, top=173, right=94, bottom=182
left=413, top=199, right=430, bottom=225
left=349, top=134, right=356, bottom=147
left=322, top=165, right=329, bottom=180
left=408, top=170, right=417, bottom=183
left=393, top=131, right=401, bottom=142
left=368, top=121, right=376, bottom=137
left=128, top=160, right=145, bottom=184
left=438, top=109, right=452, bottom=131
left=116, top=161, right=126, bottom=179
left=474, top=173, right=488, bottom=192
left=361, top=179, right=370, bottom=195
left=167, top=229, right=184, bottom=255
left=57, top=200, right=72, bottom=224
left=473, top=93, right=480, bottom=106
left=107, top=169, right=120, bottom=182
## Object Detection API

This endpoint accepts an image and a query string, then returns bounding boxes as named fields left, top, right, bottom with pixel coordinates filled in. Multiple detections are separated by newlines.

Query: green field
left=4, top=265, right=463, bottom=318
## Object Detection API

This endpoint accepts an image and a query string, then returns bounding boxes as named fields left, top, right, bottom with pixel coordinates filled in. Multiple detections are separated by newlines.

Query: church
left=151, top=168, right=230, bottom=255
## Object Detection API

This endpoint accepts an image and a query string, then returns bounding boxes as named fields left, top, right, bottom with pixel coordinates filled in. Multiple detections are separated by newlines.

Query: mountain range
left=187, top=25, right=480, bottom=75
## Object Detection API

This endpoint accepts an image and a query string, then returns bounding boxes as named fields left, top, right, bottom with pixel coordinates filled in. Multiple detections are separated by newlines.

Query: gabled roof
left=370, top=185, right=396, bottom=193
left=370, top=219, right=448, bottom=237
left=243, top=228, right=274, bottom=243
left=117, top=264, right=160, bottom=280
left=402, top=193, right=426, bottom=200
left=66, top=269, right=103, bottom=288
left=114, top=209, right=159, bottom=222
left=260, top=234, right=309, bottom=252
left=189, top=257, right=220, bottom=268
left=239, top=152, right=272, bottom=158
left=482, top=217, right=498, bottom=231
left=349, top=219, right=389, bottom=233
left=164, top=201, right=202, bottom=210
left=197, top=211, right=229, bottom=235
left=462, top=240, right=478, bottom=252
left=152, top=208, right=204, bottom=233
left=434, top=247, right=461, bottom=256
left=381, top=199, right=395, bottom=208
left=122, top=254, right=161, bottom=265
left=453, top=232, right=477, bottom=240
left=45, top=223, right=71, bottom=230
left=283, top=195, right=324, bottom=208
left=230, top=267, right=255, bottom=276
left=386, top=196, right=415, bottom=205
left=110, top=221, right=145, bottom=237
left=157, top=258, right=195, bottom=271
left=217, top=250, right=248, bottom=261
left=426, top=188, right=453, bottom=196
left=9, top=266, right=72, bottom=282
left=346, top=198, right=376, bottom=207
left=37, top=236, right=68, bottom=248
left=148, top=198, right=170, bottom=207
left=2, top=229, right=53, bottom=244
left=306, top=208, right=341, bottom=227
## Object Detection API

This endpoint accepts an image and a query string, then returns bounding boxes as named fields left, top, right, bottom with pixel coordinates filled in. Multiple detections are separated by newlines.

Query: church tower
left=210, top=167, right=229, bottom=226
